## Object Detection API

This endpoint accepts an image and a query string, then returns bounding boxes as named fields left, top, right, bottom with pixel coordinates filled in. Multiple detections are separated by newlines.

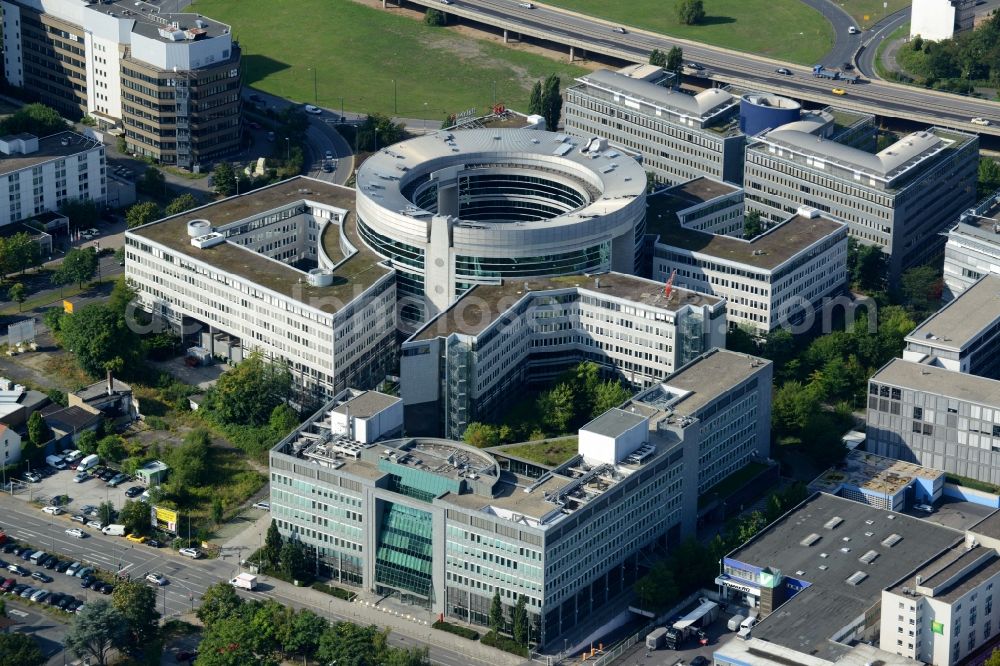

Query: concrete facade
left=910, top=0, right=976, bottom=41
left=943, top=192, right=1000, bottom=301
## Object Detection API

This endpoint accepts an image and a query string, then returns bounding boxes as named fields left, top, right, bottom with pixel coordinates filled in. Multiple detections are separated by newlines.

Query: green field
left=837, top=0, right=911, bottom=29
left=541, top=0, right=834, bottom=64
left=189, top=0, right=587, bottom=119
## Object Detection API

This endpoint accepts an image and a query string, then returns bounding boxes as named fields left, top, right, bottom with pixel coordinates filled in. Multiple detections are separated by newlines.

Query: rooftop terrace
left=809, top=450, right=943, bottom=497
left=647, top=191, right=846, bottom=271
left=128, top=178, right=392, bottom=314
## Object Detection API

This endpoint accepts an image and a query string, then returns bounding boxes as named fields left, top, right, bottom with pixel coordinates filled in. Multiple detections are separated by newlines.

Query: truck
left=664, top=599, right=720, bottom=649
left=645, top=627, right=668, bottom=650
left=812, top=65, right=861, bottom=84
left=101, top=524, right=126, bottom=536
left=230, top=573, right=258, bottom=590
left=727, top=613, right=746, bottom=632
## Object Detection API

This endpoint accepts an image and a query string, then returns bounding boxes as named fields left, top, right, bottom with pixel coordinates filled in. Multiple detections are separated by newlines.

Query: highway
left=0, top=497, right=483, bottom=666
left=408, top=0, right=1000, bottom=134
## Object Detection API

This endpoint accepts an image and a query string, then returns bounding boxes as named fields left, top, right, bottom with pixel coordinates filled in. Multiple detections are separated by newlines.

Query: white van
left=78, top=454, right=99, bottom=472
left=45, top=455, right=67, bottom=470
left=848, top=26, right=859, bottom=34
left=101, top=524, right=126, bottom=536
left=738, top=616, right=757, bottom=638
left=63, top=450, right=83, bottom=464
left=29, top=551, right=48, bottom=565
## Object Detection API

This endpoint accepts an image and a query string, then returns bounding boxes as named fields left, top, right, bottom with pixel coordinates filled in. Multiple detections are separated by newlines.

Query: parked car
left=0, top=578, right=15, bottom=592
left=73, top=471, right=89, bottom=483
left=43, top=558, right=59, bottom=570
left=65, top=597, right=81, bottom=612
left=7, top=564, right=29, bottom=576
left=253, top=501, right=270, bottom=511
left=145, top=572, right=167, bottom=586
left=80, top=574, right=95, bottom=587
left=24, top=472, right=41, bottom=483
left=146, top=539, right=161, bottom=548
left=55, top=561, right=71, bottom=573
left=179, top=548, right=203, bottom=559
left=1, top=543, right=16, bottom=554
left=19, top=586, right=35, bottom=598
left=46, top=592, right=64, bottom=607
left=125, top=534, right=147, bottom=544
left=89, top=579, right=103, bottom=591
left=65, top=528, right=86, bottom=539
left=100, top=583, right=114, bottom=594
left=70, top=514, right=86, bottom=523
left=86, top=521, right=103, bottom=530
left=75, top=567, right=93, bottom=579
left=915, top=503, right=935, bottom=513
left=124, top=486, right=144, bottom=498
left=107, top=473, right=127, bottom=487
left=10, top=584, right=27, bottom=596
left=30, top=589, right=48, bottom=602
left=31, top=571, right=52, bottom=583
left=57, top=596, right=73, bottom=610
left=42, top=506, right=63, bottom=516
left=66, top=562, right=82, bottom=576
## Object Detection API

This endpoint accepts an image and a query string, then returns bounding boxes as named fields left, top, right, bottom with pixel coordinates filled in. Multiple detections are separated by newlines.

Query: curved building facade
left=739, top=94, right=801, bottom=137
left=355, top=129, right=647, bottom=322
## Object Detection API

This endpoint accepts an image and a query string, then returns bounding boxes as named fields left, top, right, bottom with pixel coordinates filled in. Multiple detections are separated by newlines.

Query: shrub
left=481, top=631, right=528, bottom=657
left=144, top=416, right=168, bottom=430
left=312, top=582, right=356, bottom=601
left=433, top=620, right=480, bottom=641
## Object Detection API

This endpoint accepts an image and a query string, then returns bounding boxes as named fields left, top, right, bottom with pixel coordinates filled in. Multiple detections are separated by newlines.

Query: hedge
left=312, top=582, right=356, bottom=601
left=481, top=631, right=529, bottom=657
left=432, top=620, right=479, bottom=641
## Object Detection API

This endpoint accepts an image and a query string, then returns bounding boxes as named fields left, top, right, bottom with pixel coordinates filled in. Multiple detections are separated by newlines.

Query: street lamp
left=285, top=137, right=291, bottom=162
left=392, top=79, right=397, bottom=115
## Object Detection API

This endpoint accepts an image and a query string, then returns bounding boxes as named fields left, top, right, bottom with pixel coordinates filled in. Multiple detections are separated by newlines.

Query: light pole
left=340, top=97, right=345, bottom=122
left=310, top=68, right=318, bottom=103
left=392, top=79, right=397, bottom=115
left=284, top=137, right=291, bottom=162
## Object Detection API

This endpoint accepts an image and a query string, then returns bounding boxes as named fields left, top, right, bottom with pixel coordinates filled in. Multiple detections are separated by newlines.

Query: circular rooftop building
left=739, top=93, right=802, bottom=137
left=355, top=129, right=648, bottom=323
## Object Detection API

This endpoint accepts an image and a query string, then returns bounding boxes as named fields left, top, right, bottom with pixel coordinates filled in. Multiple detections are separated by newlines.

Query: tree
left=269, top=404, right=300, bottom=436
left=125, top=201, right=163, bottom=229
left=911, top=34, right=924, bottom=52
left=164, top=193, right=199, bottom=216
left=167, top=429, right=211, bottom=494
left=979, top=157, right=1000, bottom=198
left=59, top=303, right=140, bottom=378
left=119, top=499, right=151, bottom=535
left=279, top=608, right=328, bottom=659
left=743, top=211, right=763, bottom=239
left=280, top=540, right=308, bottom=581
left=8, top=283, right=25, bottom=311
left=195, top=614, right=277, bottom=666
left=0, top=232, right=41, bottom=277
left=136, top=167, right=166, bottom=197
left=634, top=560, right=679, bottom=611
left=316, top=622, right=391, bottom=666
left=64, top=599, right=128, bottom=666
left=111, top=580, right=160, bottom=652
left=207, top=351, right=293, bottom=427
left=77, top=430, right=99, bottom=457
left=211, top=496, right=224, bottom=525
left=677, top=0, right=706, bottom=25
left=512, top=595, right=528, bottom=646
left=59, top=199, right=100, bottom=230
left=356, top=113, right=406, bottom=152
left=649, top=49, right=667, bottom=67
left=591, top=379, right=631, bottom=417
left=47, top=388, right=67, bottom=407
left=264, top=520, right=283, bottom=568
left=98, top=500, right=115, bottom=527
left=0, top=103, right=66, bottom=136
left=0, top=633, right=46, bottom=666
left=772, top=380, right=821, bottom=434
left=108, top=276, right=137, bottom=319
left=847, top=238, right=888, bottom=293
left=97, top=435, right=127, bottom=463
left=424, top=7, right=446, bottom=25
left=52, top=247, right=98, bottom=289
left=197, top=582, right=244, bottom=627
left=537, top=383, right=575, bottom=434
left=383, top=647, right=431, bottom=666
left=116, top=136, right=128, bottom=154
left=489, top=588, right=504, bottom=635
left=462, top=422, right=500, bottom=448
left=541, top=74, right=562, bottom=132
left=666, top=46, right=684, bottom=75
left=528, top=81, right=543, bottom=116
left=900, top=265, right=942, bottom=316
left=27, top=411, right=50, bottom=447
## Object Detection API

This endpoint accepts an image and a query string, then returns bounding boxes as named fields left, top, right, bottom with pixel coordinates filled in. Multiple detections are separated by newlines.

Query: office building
left=745, top=124, right=978, bottom=280
left=809, top=449, right=944, bottom=512
left=903, top=274, right=1000, bottom=379
left=1, top=0, right=241, bottom=167
left=0, top=130, right=106, bottom=227
left=563, top=67, right=746, bottom=185
left=125, top=176, right=397, bottom=400
left=399, top=272, right=727, bottom=438
left=714, top=637, right=918, bottom=666
left=355, top=128, right=648, bottom=324
left=270, top=349, right=772, bottom=648
left=648, top=179, right=849, bottom=333
left=0, top=424, right=21, bottom=466
left=942, top=191, right=1000, bottom=300
left=910, top=0, right=976, bottom=41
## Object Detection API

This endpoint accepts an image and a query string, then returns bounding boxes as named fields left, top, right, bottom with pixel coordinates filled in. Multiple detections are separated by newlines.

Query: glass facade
left=455, top=241, right=611, bottom=280
left=357, top=218, right=425, bottom=269
left=375, top=502, right=434, bottom=603
left=411, top=172, right=590, bottom=223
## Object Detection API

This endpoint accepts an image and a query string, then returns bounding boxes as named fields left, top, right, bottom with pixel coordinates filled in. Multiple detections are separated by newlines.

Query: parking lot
left=20, top=459, right=146, bottom=527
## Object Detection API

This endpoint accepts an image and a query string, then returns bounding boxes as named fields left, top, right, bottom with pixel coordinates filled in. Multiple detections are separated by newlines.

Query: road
left=409, top=0, right=1000, bottom=133
left=0, top=498, right=483, bottom=666
left=801, top=0, right=862, bottom=72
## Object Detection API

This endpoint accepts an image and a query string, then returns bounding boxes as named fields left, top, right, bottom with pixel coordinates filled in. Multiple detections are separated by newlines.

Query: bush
left=481, top=631, right=528, bottom=657
left=144, top=416, right=168, bottom=430
left=312, top=582, right=356, bottom=601
left=432, top=620, right=480, bottom=641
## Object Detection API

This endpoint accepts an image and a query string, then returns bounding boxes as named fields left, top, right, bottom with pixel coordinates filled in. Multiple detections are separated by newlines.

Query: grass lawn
left=541, top=0, right=833, bottom=64
left=874, top=22, right=909, bottom=79
left=836, top=0, right=911, bottom=28
left=190, top=0, right=586, bottom=119
left=501, top=437, right=578, bottom=466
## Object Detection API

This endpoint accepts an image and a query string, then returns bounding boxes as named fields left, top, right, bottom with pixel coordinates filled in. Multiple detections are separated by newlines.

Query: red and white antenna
left=663, top=269, right=677, bottom=298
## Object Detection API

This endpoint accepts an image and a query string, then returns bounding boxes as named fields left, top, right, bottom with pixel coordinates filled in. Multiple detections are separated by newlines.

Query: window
left=913, top=407, right=923, bottom=420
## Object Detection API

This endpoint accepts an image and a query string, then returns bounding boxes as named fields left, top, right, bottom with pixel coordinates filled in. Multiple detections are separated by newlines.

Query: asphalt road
left=800, top=0, right=862, bottom=70
left=0, top=497, right=483, bottom=666
left=413, top=0, right=1000, bottom=132
left=856, top=7, right=910, bottom=79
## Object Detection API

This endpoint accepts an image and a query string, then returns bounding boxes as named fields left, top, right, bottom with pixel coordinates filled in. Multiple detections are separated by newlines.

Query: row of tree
left=0, top=232, right=42, bottom=279
left=64, top=580, right=161, bottom=665
left=528, top=75, right=563, bottom=133
left=125, top=193, right=201, bottom=229
left=897, top=11, right=1000, bottom=92
left=195, top=579, right=429, bottom=666
left=649, top=46, right=683, bottom=74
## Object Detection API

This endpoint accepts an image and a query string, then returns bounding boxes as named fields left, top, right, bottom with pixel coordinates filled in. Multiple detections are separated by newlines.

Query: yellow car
left=831, top=88, right=847, bottom=96
left=125, top=533, right=147, bottom=544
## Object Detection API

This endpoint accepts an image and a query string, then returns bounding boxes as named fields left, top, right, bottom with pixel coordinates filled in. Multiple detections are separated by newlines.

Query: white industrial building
left=648, top=178, right=849, bottom=333
left=910, top=0, right=976, bottom=42
left=400, top=272, right=727, bottom=438
left=0, top=131, right=106, bottom=228
left=124, top=177, right=397, bottom=400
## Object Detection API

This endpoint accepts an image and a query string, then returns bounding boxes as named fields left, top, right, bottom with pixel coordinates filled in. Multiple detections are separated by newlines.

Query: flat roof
left=331, top=391, right=400, bottom=419
left=871, top=358, right=1000, bottom=407
left=647, top=193, right=845, bottom=271
left=714, top=636, right=917, bottom=666
left=87, top=2, right=230, bottom=42
left=634, top=349, right=771, bottom=417
left=810, top=450, right=943, bottom=496
left=0, top=131, right=101, bottom=176
left=906, top=274, right=1000, bottom=352
left=730, top=493, right=961, bottom=661
left=668, top=177, right=740, bottom=207
left=409, top=272, right=721, bottom=342
left=888, top=544, right=1000, bottom=604
left=970, top=511, right=1000, bottom=541
left=128, top=177, right=392, bottom=314
left=575, top=69, right=737, bottom=121
left=580, top=409, right=647, bottom=438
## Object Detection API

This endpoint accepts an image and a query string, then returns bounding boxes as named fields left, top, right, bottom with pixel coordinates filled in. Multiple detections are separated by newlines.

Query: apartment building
left=399, top=272, right=727, bottom=438
left=0, top=130, right=105, bottom=227
left=943, top=191, right=1000, bottom=300
left=2, top=0, right=241, bottom=167
left=563, top=67, right=746, bottom=185
left=745, top=125, right=978, bottom=280
left=125, top=177, right=397, bottom=400
left=270, top=349, right=772, bottom=648
left=648, top=179, right=848, bottom=333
